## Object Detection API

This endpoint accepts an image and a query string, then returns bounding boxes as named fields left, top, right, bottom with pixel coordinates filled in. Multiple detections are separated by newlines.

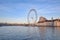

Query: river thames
left=0, top=26, right=60, bottom=40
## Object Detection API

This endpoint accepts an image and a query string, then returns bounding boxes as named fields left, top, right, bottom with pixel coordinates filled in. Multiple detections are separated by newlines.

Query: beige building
left=37, top=16, right=60, bottom=26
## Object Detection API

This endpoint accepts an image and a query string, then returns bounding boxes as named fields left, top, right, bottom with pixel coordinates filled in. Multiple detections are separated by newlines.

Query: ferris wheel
left=27, top=9, right=37, bottom=24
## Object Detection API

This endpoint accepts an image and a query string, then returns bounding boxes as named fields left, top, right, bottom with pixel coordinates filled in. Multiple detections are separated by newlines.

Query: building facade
left=37, top=17, right=60, bottom=26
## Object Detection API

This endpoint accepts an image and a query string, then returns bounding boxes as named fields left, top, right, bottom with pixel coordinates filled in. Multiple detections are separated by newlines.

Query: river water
left=0, top=26, right=60, bottom=40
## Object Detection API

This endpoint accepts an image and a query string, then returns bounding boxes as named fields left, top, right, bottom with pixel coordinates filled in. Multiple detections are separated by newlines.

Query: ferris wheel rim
left=27, top=9, right=37, bottom=24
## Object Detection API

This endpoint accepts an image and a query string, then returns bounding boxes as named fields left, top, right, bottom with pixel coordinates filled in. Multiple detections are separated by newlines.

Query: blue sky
left=0, top=0, right=60, bottom=23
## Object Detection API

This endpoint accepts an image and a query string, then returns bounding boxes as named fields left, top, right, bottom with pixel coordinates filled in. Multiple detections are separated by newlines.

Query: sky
left=0, top=0, right=60, bottom=23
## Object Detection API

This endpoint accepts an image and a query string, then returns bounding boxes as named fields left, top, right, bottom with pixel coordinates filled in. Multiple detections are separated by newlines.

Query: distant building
left=37, top=16, right=60, bottom=26
left=38, top=16, right=47, bottom=23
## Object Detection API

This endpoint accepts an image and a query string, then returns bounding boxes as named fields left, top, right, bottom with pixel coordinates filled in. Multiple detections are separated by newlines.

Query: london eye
left=27, top=9, right=37, bottom=25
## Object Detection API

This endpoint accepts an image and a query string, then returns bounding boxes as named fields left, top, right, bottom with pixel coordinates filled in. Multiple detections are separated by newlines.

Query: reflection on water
left=0, top=26, right=60, bottom=40
left=38, top=27, right=55, bottom=40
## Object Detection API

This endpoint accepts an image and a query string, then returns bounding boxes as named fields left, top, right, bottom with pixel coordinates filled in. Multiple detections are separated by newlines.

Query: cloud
left=0, top=0, right=60, bottom=23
